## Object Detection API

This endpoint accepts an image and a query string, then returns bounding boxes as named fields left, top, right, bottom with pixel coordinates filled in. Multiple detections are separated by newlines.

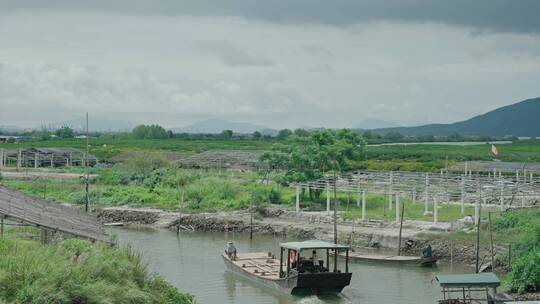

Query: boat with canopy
left=222, top=239, right=352, bottom=295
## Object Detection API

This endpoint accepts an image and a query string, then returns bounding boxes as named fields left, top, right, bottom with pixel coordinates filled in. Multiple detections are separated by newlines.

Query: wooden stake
left=475, top=201, right=482, bottom=273
left=249, top=199, right=253, bottom=240
left=85, top=112, right=90, bottom=212
left=488, top=212, right=495, bottom=271
left=333, top=167, right=338, bottom=245
left=508, top=244, right=512, bottom=269
left=397, top=196, right=405, bottom=256
left=450, top=239, right=454, bottom=270
left=0, top=215, right=4, bottom=238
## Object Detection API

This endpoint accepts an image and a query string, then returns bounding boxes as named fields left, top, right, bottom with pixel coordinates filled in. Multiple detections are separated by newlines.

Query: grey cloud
left=199, top=41, right=274, bottom=67
left=303, top=45, right=334, bottom=58
left=2, top=0, right=540, bottom=33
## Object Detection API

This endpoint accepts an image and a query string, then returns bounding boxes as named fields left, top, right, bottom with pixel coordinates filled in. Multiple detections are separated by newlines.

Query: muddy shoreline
left=97, top=207, right=507, bottom=266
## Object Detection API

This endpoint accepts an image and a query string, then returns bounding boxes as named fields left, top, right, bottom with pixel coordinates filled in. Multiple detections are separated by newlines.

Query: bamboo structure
left=0, top=185, right=109, bottom=243
left=291, top=169, right=540, bottom=215
left=0, top=147, right=98, bottom=168
left=178, top=150, right=262, bottom=171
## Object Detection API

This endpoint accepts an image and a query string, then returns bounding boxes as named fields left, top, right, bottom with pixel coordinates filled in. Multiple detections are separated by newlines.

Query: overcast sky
left=1, top=0, right=540, bottom=129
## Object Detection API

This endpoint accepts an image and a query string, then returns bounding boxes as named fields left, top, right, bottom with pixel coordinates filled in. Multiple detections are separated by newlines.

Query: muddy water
left=113, top=228, right=471, bottom=304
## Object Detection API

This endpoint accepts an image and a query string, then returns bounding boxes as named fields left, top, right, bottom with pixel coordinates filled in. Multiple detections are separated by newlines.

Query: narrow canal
left=114, top=228, right=471, bottom=304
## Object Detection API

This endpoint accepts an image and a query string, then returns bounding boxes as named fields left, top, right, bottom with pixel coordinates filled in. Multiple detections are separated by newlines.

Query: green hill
left=372, top=97, right=540, bottom=136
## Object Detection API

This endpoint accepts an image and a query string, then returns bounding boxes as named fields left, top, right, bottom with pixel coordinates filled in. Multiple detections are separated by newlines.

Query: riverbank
left=97, top=207, right=501, bottom=267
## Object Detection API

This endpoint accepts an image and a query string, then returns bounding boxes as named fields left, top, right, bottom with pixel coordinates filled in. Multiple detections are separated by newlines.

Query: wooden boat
left=222, top=240, right=352, bottom=295
left=332, top=250, right=439, bottom=266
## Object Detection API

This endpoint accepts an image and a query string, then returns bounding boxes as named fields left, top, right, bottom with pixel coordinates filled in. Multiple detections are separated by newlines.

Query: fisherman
left=422, top=244, right=433, bottom=258
left=226, top=241, right=237, bottom=260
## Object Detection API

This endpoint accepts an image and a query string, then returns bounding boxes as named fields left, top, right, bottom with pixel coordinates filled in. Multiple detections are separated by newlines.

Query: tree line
left=2, top=124, right=522, bottom=143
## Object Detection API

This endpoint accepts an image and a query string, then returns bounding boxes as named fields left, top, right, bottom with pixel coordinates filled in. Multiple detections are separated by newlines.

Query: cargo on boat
left=222, top=240, right=352, bottom=295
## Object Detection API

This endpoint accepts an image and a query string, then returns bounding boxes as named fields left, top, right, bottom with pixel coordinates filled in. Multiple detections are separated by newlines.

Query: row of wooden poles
left=292, top=169, right=540, bottom=224
left=0, top=149, right=96, bottom=169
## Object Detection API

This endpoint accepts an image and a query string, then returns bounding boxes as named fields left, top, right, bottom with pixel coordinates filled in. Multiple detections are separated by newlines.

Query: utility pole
left=333, top=165, right=338, bottom=245
left=85, top=112, right=90, bottom=213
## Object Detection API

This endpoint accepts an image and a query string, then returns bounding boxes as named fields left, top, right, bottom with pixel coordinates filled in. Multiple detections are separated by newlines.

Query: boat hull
left=222, top=254, right=351, bottom=295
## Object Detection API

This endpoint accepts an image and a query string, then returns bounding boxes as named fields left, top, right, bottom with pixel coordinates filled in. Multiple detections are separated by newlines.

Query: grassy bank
left=0, top=234, right=193, bottom=303
left=2, top=165, right=484, bottom=223
left=419, top=208, right=539, bottom=294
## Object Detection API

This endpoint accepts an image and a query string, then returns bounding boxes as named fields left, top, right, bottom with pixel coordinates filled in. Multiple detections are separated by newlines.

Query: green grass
left=366, top=141, right=540, bottom=163
left=1, top=167, right=485, bottom=222
left=1, top=138, right=277, bottom=160
left=1, top=166, right=291, bottom=212
left=4, top=138, right=540, bottom=165
left=416, top=208, right=539, bottom=294
left=0, top=234, right=193, bottom=303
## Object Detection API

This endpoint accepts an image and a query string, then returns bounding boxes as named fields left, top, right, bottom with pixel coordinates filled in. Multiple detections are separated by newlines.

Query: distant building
left=0, top=135, right=21, bottom=144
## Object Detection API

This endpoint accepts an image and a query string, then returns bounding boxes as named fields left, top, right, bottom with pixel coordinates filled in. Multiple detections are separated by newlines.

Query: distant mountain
left=173, top=119, right=273, bottom=134
left=353, top=118, right=398, bottom=130
left=0, top=125, right=30, bottom=133
left=372, top=97, right=540, bottom=136
left=52, top=117, right=138, bottom=132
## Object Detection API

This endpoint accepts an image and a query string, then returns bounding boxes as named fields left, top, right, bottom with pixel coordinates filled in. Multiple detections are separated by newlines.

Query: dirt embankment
left=96, top=207, right=503, bottom=267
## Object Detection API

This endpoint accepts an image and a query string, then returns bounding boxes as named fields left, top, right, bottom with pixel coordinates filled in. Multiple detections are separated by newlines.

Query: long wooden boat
left=222, top=240, right=352, bottom=295
left=332, top=251, right=438, bottom=266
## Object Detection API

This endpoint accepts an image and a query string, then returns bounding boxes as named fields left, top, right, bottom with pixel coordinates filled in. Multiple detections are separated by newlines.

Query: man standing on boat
left=226, top=241, right=237, bottom=260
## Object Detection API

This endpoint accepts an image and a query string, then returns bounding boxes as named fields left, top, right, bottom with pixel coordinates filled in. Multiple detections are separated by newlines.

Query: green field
left=366, top=141, right=540, bottom=162
left=0, top=138, right=277, bottom=160
left=3, top=138, right=540, bottom=171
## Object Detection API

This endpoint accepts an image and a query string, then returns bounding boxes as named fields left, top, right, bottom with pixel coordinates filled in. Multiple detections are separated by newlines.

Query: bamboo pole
left=475, top=200, right=482, bottom=273
left=249, top=199, right=253, bottom=240
left=0, top=215, right=4, bottom=238
left=488, top=212, right=495, bottom=271
left=85, top=112, right=90, bottom=212
left=397, top=196, right=405, bottom=256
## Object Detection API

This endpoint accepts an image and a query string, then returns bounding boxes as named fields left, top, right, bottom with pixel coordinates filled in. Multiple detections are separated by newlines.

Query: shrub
left=507, top=246, right=540, bottom=293
left=0, top=238, right=193, bottom=303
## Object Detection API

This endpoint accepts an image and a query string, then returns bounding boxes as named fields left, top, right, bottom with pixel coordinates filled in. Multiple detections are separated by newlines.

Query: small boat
left=333, top=250, right=439, bottom=266
left=436, top=273, right=513, bottom=303
left=222, top=240, right=352, bottom=295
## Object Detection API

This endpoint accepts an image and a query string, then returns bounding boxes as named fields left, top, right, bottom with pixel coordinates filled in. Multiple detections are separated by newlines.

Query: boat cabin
left=278, top=240, right=352, bottom=293
left=436, top=273, right=513, bottom=304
